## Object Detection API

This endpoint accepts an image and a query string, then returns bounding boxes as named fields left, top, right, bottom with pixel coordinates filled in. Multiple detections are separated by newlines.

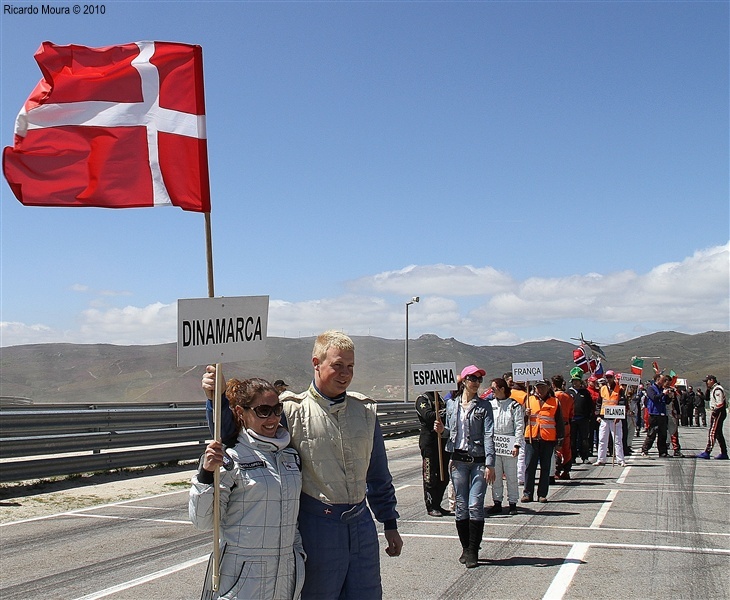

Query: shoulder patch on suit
left=282, top=391, right=307, bottom=405
left=348, top=391, right=374, bottom=403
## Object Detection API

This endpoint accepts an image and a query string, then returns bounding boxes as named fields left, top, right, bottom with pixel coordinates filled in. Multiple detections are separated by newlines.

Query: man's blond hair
left=312, top=330, right=355, bottom=361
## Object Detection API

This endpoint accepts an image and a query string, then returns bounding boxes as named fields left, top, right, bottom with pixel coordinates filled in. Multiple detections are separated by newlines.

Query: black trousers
left=421, top=444, right=450, bottom=511
left=642, top=414, right=668, bottom=455
left=570, top=418, right=591, bottom=461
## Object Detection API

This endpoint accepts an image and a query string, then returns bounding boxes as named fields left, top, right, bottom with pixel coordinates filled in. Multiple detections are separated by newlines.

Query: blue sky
left=1, top=1, right=728, bottom=348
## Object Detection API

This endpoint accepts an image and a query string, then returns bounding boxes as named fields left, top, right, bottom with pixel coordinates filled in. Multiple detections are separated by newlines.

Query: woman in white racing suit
left=190, top=377, right=305, bottom=599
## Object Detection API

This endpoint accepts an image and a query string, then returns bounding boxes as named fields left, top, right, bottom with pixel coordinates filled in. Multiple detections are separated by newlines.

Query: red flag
left=3, top=41, right=210, bottom=212
left=573, top=346, right=589, bottom=372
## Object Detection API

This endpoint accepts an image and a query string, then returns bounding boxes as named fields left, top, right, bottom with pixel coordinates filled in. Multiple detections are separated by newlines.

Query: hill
left=0, top=331, right=727, bottom=405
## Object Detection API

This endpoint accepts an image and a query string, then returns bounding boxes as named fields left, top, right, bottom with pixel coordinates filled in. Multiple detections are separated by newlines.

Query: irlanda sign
left=177, top=296, right=269, bottom=367
left=511, top=361, right=544, bottom=383
left=411, top=362, right=458, bottom=393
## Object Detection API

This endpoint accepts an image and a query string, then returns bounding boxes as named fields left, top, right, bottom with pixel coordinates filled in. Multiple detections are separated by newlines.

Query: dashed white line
left=590, top=489, right=618, bottom=529
left=542, top=542, right=590, bottom=600
left=616, top=465, right=631, bottom=484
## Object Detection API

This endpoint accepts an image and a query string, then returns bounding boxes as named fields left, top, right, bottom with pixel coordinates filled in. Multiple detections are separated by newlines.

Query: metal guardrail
left=0, top=401, right=419, bottom=483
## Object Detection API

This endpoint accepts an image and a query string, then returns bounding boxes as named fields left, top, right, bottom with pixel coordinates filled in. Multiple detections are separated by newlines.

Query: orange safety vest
left=510, top=389, right=527, bottom=406
left=599, top=383, right=621, bottom=416
left=525, top=395, right=559, bottom=441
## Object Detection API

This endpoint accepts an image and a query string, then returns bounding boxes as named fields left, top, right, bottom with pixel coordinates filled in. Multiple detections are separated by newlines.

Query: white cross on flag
left=3, top=41, right=211, bottom=212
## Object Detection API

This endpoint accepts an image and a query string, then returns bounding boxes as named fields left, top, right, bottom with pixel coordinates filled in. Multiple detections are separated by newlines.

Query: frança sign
left=411, top=362, right=458, bottom=393
left=177, top=295, right=269, bottom=367
left=511, top=361, right=544, bottom=383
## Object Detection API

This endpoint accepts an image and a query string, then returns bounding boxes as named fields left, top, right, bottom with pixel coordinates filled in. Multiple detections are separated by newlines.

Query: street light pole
left=405, top=296, right=420, bottom=403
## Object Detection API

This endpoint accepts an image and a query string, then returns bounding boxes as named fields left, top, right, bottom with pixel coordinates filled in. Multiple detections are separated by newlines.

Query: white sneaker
left=618, top=461, right=626, bottom=467
left=594, top=461, right=605, bottom=466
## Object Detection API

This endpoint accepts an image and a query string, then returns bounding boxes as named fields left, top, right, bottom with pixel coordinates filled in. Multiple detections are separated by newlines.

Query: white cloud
left=0, top=321, right=56, bottom=346
left=348, top=264, right=514, bottom=296
left=2, top=243, right=728, bottom=347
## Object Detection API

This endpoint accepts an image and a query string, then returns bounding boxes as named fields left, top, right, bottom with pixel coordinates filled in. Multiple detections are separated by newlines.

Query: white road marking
left=72, top=513, right=189, bottom=525
left=542, top=542, right=590, bottom=600
left=402, top=518, right=730, bottom=537
left=70, top=555, right=208, bottom=600
left=0, top=489, right=188, bottom=527
left=616, top=465, right=631, bottom=484
left=385, top=532, right=730, bottom=555
left=590, top=489, right=618, bottom=528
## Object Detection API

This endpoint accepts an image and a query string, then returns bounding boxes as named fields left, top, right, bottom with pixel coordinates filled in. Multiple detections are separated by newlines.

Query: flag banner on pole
left=572, top=346, right=589, bottom=372
left=630, top=357, right=644, bottom=376
left=3, top=41, right=211, bottom=212
left=590, top=357, right=604, bottom=376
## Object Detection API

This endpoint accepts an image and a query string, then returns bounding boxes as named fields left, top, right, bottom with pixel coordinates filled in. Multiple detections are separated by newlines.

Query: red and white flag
left=3, top=41, right=210, bottom=212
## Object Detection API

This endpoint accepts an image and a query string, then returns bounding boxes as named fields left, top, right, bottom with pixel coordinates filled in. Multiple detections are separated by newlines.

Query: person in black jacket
left=415, top=391, right=451, bottom=516
left=568, top=368, right=594, bottom=464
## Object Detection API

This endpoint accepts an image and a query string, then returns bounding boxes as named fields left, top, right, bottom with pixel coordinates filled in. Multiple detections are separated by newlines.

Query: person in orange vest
left=552, top=375, right=574, bottom=480
left=595, top=370, right=626, bottom=466
left=521, top=380, right=565, bottom=503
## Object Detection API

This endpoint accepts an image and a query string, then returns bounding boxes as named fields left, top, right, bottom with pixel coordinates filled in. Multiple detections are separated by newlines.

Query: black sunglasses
left=245, top=403, right=284, bottom=419
left=465, top=375, right=483, bottom=383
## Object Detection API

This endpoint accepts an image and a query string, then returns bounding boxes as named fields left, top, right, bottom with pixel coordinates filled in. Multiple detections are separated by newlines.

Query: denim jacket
left=443, top=395, right=496, bottom=468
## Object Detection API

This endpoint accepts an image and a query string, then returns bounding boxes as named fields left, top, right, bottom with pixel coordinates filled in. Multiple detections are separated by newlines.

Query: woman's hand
left=202, top=365, right=226, bottom=400
left=434, top=420, right=445, bottom=434
left=202, top=440, right=225, bottom=471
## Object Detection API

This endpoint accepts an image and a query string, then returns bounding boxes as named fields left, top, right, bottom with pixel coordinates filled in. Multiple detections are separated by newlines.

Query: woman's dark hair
left=225, top=377, right=278, bottom=433
left=491, top=377, right=509, bottom=394
left=551, top=375, right=565, bottom=390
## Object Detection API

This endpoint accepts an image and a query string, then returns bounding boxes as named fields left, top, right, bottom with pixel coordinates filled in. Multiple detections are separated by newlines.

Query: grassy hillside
left=1, top=331, right=727, bottom=405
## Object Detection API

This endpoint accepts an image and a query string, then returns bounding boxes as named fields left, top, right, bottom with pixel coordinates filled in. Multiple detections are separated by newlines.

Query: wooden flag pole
left=434, top=392, right=445, bottom=482
left=205, top=213, right=222, bottom=593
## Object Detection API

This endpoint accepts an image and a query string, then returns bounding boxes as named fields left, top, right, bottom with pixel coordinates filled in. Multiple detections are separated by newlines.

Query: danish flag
left=3, top=41, right=210, bottom=212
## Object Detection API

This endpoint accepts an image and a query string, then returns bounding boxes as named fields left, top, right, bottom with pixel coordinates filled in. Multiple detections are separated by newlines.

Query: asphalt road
left=1, top=425, right=728, bottom=599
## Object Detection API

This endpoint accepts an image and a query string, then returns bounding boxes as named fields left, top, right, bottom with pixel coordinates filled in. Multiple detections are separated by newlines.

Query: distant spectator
left=631, top=385, right=647, bottom=437
left=696, top=375, right=727, bottom=460
left=694, top=388, right=707, bottom=427
left=273, top=379, right=289, bottom=395
left=586, top=375, right=601, bottom=455
left=415, top=391, right=451, bottom=516
left=641, top=374, right=670, bottom=457
left=486, top=377, right=524, bottom=516
left=435, top=365, right=496, bottom=568
left=552, top=374, right=574, bottom=479
left=595, top=371, right=626, bottom=466
left=666, top=386, right=684, bottom=457
left=568, top=368, right=594, bottom=464
left=522, top=380, right=565, bottom=504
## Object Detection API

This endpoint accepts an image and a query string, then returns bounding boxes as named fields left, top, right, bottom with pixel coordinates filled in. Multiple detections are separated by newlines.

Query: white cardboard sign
left=511, top=361, right=544, bottom=383
left=618, top=373, right=641, bottom=387
left=411, top=362, right=458, bottom=393
left=177, top=296, right=269, bottom=367
left=604, top=405, right=626, bottom=419
left=494, top=434, right=518, bottom=456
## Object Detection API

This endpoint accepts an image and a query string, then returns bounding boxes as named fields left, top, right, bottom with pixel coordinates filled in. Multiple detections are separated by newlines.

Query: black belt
left=451, top=450, right=485, bottom=464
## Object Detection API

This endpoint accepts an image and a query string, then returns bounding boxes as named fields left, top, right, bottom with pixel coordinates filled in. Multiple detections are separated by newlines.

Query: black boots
left=464, top=520, right=484, bottom=568
left=457, top=519, right=485, bottom=567
left=455, top=519, right=470, bottom=564
left=486, top=501, right=502, bottom=515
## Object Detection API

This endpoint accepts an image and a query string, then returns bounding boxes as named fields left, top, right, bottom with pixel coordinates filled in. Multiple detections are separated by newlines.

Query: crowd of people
left=189, top=331, right=727, bottom=597
left=416, top=363, right=728, bottom=569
